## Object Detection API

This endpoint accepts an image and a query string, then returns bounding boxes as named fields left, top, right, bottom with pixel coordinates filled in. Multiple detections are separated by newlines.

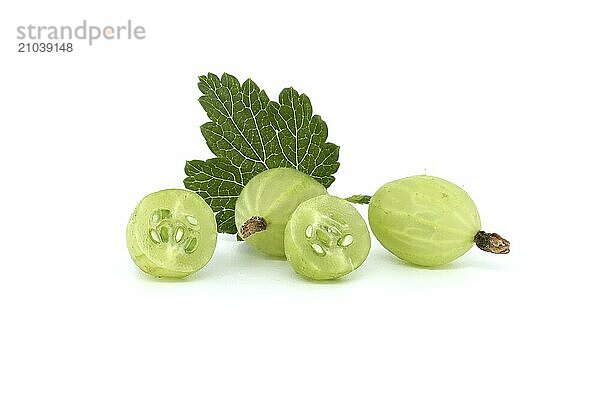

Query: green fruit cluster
left=126, top=168, right=509, bottom=280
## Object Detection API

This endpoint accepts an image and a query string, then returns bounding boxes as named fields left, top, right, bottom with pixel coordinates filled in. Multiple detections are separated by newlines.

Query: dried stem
left=240, top=216, right=267, bottom=239
left=474, top=231, right=510, bottom=254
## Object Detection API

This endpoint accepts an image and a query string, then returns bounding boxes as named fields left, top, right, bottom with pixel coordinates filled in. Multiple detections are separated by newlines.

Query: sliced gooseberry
left=284, top=195, right=371, bottom=280
left=126, top=189, right=217, bottom=278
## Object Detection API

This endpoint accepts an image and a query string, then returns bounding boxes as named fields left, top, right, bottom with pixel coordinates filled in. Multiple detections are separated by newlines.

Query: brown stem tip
left=474, top=231, right=510, bottom=254
left=240, top=216, right=267, bottom=239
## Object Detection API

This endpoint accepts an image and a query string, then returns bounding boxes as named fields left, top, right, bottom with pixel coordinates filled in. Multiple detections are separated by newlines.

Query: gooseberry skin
left=368, top=176, right=481, bottom=267
left=284, top=195, right=371, bottom=280
left=126, top=189, right=217, bottom=278
left=235, top=168, right=327, bottom=257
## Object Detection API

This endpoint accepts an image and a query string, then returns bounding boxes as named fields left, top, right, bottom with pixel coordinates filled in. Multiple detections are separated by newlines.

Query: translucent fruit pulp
left=285, top=195, right=371, bottom=280
left=126, top=189, right=217, bottom=278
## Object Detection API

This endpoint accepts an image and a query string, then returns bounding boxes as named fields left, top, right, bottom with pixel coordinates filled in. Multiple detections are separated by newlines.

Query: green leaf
left=184, top=73, right=340, bottom=234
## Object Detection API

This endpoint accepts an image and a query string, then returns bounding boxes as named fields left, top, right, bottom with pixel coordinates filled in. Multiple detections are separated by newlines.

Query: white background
left=1, top=1, right=599, bottom=399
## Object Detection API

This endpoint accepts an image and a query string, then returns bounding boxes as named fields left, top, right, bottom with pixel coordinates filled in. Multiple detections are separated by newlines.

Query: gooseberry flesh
left=126, top=189, right=217, bottom=278
left=285, top=195, right=371, bottom=280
